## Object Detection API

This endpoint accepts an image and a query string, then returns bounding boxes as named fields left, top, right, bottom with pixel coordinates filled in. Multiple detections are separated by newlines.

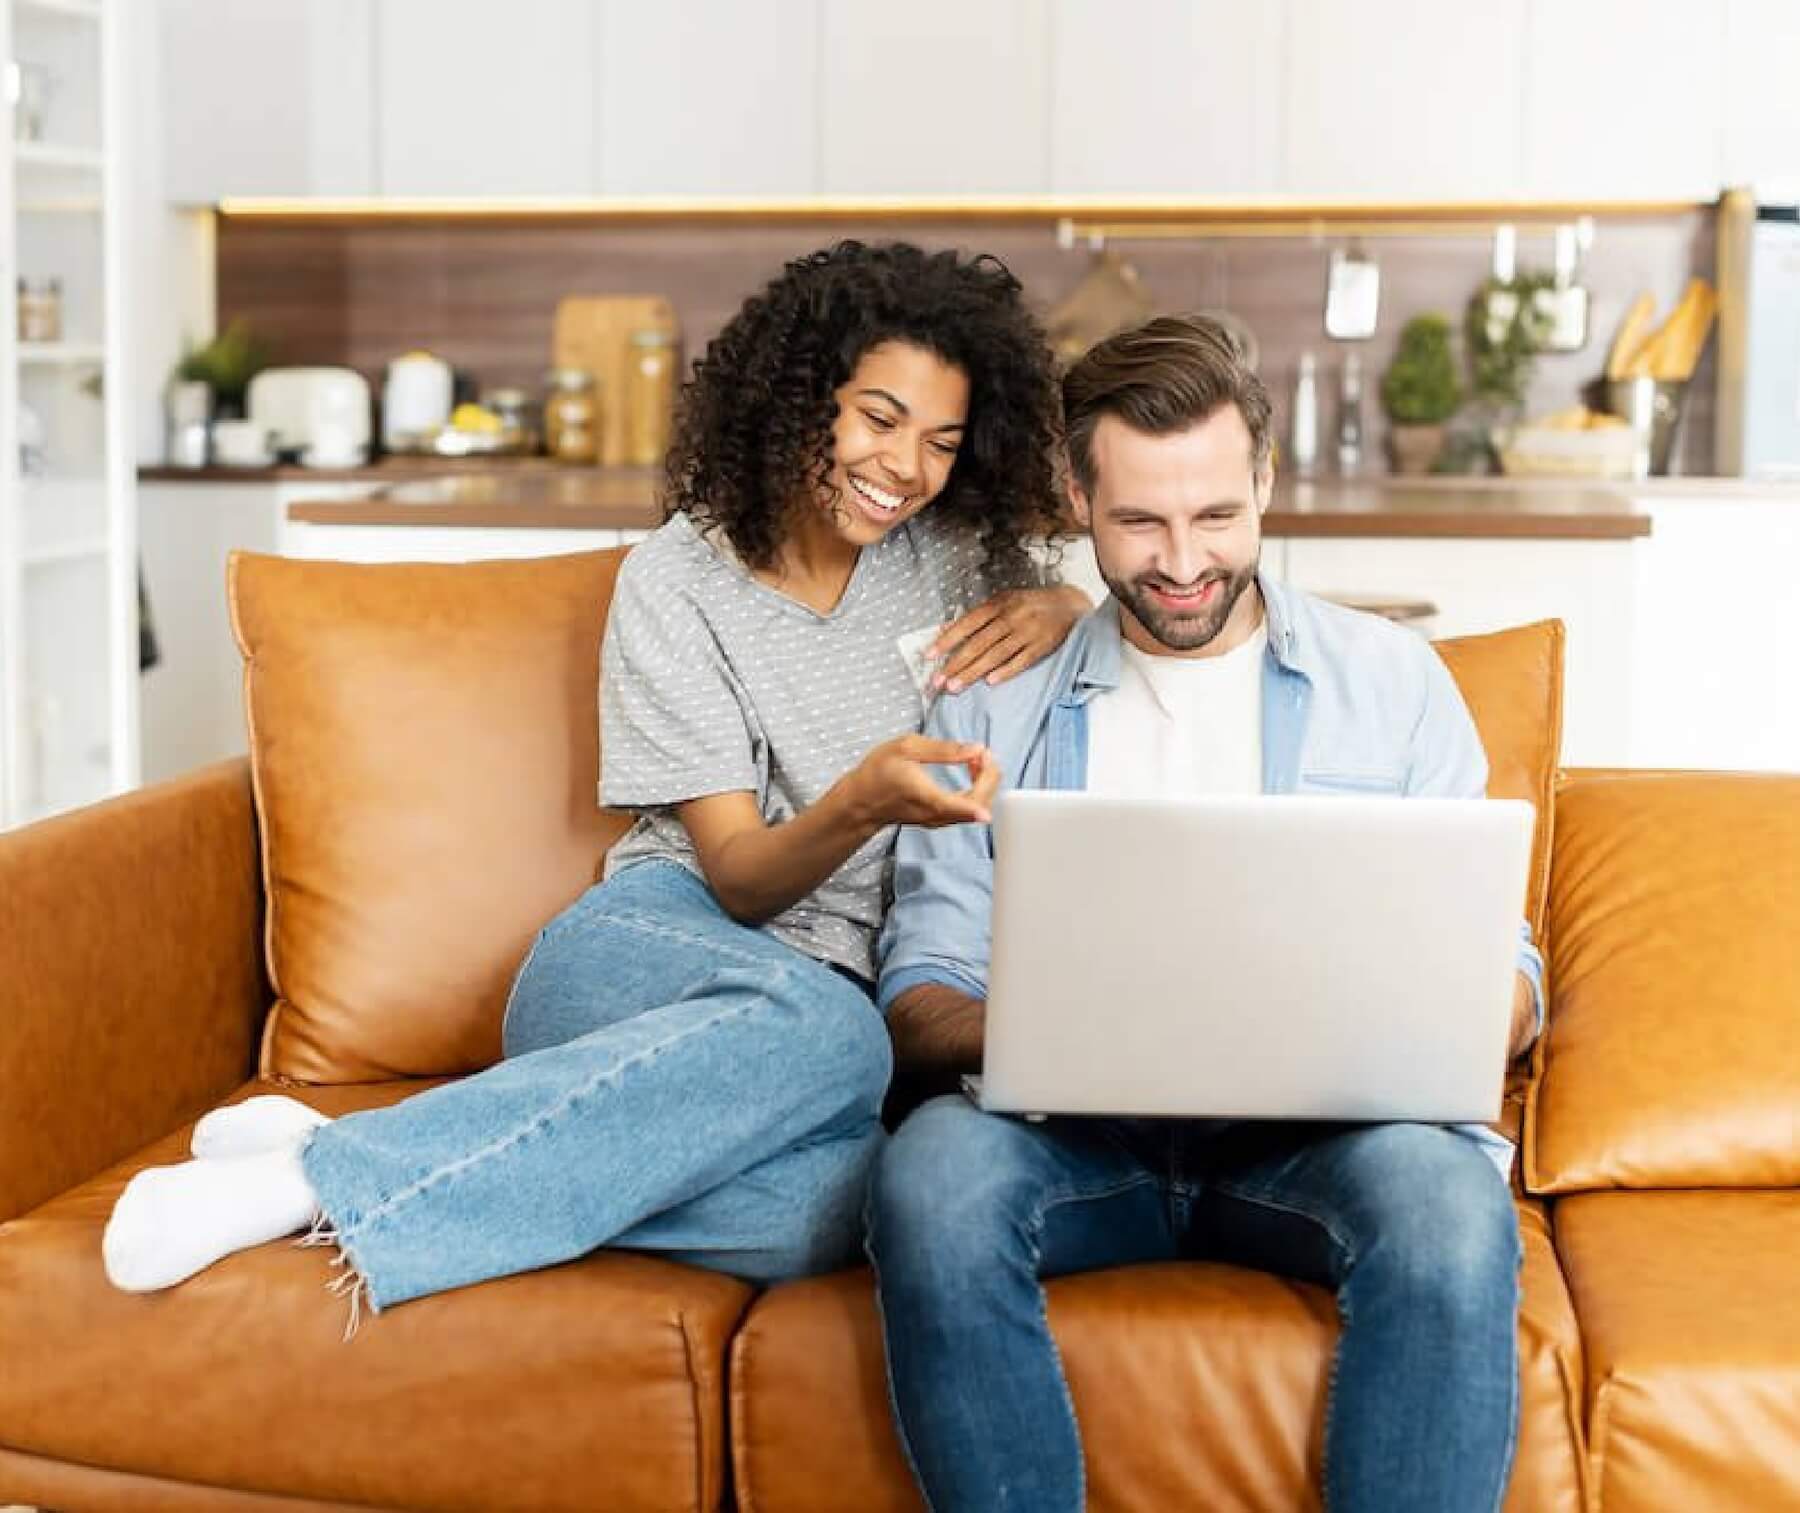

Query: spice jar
left=17, top=276, right=62, bottom=343
left=544, top=368, right=599, bottom=465
left=485, top=386, right=541, bottom=454
left=624, top=329, right=679, bottom=466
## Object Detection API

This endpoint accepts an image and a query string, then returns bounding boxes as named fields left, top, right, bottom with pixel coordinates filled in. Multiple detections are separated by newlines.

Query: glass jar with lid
left=485, top=387, right=541, bottom=454
left=544, top=368, right=599, bottom=465
left=17, top=276, right=62, bottom=343
left=624, top=329, right=679, bottom=467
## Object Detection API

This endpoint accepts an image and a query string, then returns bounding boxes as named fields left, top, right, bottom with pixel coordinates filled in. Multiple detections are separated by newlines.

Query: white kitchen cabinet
left=157, top=0, right=375, bottom=203
left=1283, top=0, right=1527, bottom=199
left=819, top=0, right=1050, bottom=195
left=1047, top=0, right=1281, bottom=196
left=599, top=0, right=818, bottom=196
left=375, top=0, right=598, bottom=197
left=1721, top=0, right=1800, bottom=194
left=1277, top=536, right=1644, bottom=770
left=282, top=521, right=645, bottom=563
left=1520, top=0, right=1725, bottom=201
left=1630, top=494, right=1800, bottom=773
left=137, top=482, right=281, bottom=784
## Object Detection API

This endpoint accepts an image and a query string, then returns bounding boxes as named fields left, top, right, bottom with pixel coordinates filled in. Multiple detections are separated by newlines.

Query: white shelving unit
left=2, top=0, right=135, bottom=827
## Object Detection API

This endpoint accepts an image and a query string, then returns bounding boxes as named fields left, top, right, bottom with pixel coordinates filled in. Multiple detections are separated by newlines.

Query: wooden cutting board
left=551, top=294, right=680, bottom=464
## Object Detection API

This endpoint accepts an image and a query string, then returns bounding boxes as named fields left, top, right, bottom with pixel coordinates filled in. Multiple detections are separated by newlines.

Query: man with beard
left=867, top=313, right=1544, bottom=1513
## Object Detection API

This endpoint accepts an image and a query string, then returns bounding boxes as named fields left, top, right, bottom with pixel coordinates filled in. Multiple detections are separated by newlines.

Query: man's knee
left=869, top=1097, right=1040, bottom=1272
left=1350, top=1126, right=1520, bottom=1311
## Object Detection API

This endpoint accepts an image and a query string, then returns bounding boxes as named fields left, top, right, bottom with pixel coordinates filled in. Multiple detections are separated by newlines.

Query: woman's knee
left=778, top=968, right=894, bottom=1110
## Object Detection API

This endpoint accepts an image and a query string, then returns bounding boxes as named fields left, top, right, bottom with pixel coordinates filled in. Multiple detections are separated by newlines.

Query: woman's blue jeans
left=299, top=861, right=891, bottom=1312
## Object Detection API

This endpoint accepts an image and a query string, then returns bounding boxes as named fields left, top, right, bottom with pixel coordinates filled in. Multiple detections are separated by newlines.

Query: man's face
left=1069, top=408, right=1270, bottom=658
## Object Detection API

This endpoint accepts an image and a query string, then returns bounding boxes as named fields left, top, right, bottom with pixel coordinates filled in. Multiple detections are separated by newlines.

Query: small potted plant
left=174, top=319, right=271, bottom=421
left=1380, top=314, right=1462, bottom=474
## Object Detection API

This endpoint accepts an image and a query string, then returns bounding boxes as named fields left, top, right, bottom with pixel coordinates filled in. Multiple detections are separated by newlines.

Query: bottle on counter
left=164, top=378, right=211, bottom=469
left=624, top=329, right=679, bottom=467
left=1335, top=351, right=1365, bottom=475
left=544, top=368, right=599, bottom=465
left=1289, top=351, right=1319, bottom=477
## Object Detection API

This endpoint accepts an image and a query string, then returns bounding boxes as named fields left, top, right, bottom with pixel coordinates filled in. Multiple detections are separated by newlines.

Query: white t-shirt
left=1086, top=621, right=1268, bottom=799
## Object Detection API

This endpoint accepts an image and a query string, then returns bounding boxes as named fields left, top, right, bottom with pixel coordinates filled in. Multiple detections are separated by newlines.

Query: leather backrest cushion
left=1528, top=772, right=1800, bottom=1191
left=230, top=549, right=634, bottom=1083
left=1433, top=619, right=1565, bottom=933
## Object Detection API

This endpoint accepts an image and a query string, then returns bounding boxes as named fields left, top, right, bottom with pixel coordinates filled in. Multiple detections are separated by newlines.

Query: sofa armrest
left=0, top=760, right=269, bottom=1222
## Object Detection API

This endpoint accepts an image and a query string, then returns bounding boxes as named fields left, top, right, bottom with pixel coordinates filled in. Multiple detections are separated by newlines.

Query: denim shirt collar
left=1052, top=572, right=1313, bottom=796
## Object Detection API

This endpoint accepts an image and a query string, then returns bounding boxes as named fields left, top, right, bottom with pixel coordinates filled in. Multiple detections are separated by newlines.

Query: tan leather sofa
left=1, top=549, right=1794, bottom=1513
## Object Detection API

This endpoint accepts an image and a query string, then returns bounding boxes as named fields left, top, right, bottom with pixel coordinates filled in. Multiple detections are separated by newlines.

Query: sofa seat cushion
left=729, top=1201, right=1584, bottom=1513
left=0, top=1080, right=751, bottom=1513
left=1554, top=1190, right=1800, bottom=1513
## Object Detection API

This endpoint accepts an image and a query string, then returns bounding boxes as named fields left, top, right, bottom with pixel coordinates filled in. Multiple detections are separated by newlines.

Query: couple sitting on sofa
left=103, top=241, right=1543, bottom=1513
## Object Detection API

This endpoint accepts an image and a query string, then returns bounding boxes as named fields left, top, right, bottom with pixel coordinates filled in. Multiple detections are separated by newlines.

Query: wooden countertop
left=276, top=469, right=1655, bottom=541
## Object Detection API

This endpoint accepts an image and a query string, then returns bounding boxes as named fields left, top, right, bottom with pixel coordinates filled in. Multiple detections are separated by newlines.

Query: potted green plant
left=1380, top=314, right=1462, bottom=475
left=174, top=319, right=272, bottom=421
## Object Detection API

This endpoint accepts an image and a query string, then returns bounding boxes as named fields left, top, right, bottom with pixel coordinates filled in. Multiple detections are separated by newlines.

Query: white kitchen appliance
left=1716, top=190, right=1800, bottom=479
left=381, top=350, right=455, bottom=452
left=246, top=366, right=372, bottom=467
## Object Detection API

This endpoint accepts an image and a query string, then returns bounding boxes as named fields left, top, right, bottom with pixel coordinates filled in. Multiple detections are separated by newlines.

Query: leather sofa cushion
left=0, top=1080, right=750, bottom=1513
left=1554, top=1190, right=1800, bottom=1513
left=1433, top=619, right=1565, bottom=937
left=1529, top=772, right=1800, bottom=1191
left=229, top=550, right=634, bottom=1083
left=729, top=1201, right=1585, bottom=1513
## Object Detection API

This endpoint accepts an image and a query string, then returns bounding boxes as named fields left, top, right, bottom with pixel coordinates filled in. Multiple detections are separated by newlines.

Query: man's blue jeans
left=867, top=1096, right=1522, bottom=1513
left=299, top=861, right=891, bottom=1312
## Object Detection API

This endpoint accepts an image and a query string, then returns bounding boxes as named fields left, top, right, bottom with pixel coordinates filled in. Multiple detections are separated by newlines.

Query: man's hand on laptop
left=1507, top=974, right=1536, bottom=1063
left=846, top=737, right=1001, bottom=829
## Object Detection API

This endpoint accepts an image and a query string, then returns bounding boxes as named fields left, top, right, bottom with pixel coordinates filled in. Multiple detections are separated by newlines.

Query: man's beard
left=1104, top=559, right=1258, bottom=653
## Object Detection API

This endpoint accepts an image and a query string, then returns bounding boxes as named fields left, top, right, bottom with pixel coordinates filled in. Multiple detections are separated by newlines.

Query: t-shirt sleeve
left=599, top=553, right=758, bottom=809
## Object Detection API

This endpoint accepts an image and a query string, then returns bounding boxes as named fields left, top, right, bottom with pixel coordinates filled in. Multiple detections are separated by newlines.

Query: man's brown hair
left=1062, top=313, right=1274, bottom=495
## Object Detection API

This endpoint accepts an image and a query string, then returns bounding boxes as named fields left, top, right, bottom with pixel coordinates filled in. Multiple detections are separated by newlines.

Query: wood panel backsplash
left=216, top=209, right=1717, bottom=473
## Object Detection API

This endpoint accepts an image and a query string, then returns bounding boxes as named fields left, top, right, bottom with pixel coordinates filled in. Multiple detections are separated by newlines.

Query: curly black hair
left=663, top=241, right=1063, bottom=582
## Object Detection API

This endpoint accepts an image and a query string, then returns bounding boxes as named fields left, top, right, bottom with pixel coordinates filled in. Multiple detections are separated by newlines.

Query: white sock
left=191, top=1094, right=331, bottom=1160
left=103, top=1146, right=320, bottom=1293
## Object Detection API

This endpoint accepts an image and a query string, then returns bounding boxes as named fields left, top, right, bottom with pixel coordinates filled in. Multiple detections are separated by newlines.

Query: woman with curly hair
left=103, top=241, right=1086, bottom=1318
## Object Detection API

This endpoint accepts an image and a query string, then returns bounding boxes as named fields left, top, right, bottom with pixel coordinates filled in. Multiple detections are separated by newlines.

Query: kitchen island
left=274, top=471, right=1649, bottom=771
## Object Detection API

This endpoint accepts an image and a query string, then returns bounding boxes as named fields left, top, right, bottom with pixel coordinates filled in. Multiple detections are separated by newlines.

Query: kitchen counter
left=285, top=470, right=666, bottom=532
left=139, top=455, right=595, bottom=485
left=275, top=469, right=1653, bottom=541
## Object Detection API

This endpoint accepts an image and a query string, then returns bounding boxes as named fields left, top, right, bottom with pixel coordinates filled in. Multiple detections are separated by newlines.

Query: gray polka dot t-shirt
left=600, top=510, right=1034, bottom=980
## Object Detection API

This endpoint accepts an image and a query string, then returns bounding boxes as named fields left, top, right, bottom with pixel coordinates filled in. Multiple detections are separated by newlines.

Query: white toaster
left=247, top=367, right=373, bottom=467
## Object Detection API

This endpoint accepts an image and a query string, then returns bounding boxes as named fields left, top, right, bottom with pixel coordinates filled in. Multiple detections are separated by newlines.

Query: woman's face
left=821, top=341, right=970, bottom=546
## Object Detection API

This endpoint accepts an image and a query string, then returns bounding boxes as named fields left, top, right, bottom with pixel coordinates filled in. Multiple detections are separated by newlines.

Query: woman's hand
left=931, top=583, right=1092, bottom=692
left=678, top=737, right=1000, bottom=924
left=844, top=736, right=1001, bottom=829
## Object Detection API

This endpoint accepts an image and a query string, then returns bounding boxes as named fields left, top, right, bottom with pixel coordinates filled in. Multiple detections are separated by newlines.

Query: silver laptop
left=975, top=790, right=1535, bottom=1122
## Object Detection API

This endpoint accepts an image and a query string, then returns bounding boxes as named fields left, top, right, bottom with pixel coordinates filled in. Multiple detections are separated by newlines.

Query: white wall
left=121, top=0, right=213, bottom=464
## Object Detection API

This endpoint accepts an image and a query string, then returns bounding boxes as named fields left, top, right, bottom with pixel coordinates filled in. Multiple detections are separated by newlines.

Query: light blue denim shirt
left=876, top=574, right=1545, bottom=1169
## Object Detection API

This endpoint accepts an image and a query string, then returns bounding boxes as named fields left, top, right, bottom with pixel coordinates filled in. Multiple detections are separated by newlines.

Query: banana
left=1606, top=291, right=1657, bottom=381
